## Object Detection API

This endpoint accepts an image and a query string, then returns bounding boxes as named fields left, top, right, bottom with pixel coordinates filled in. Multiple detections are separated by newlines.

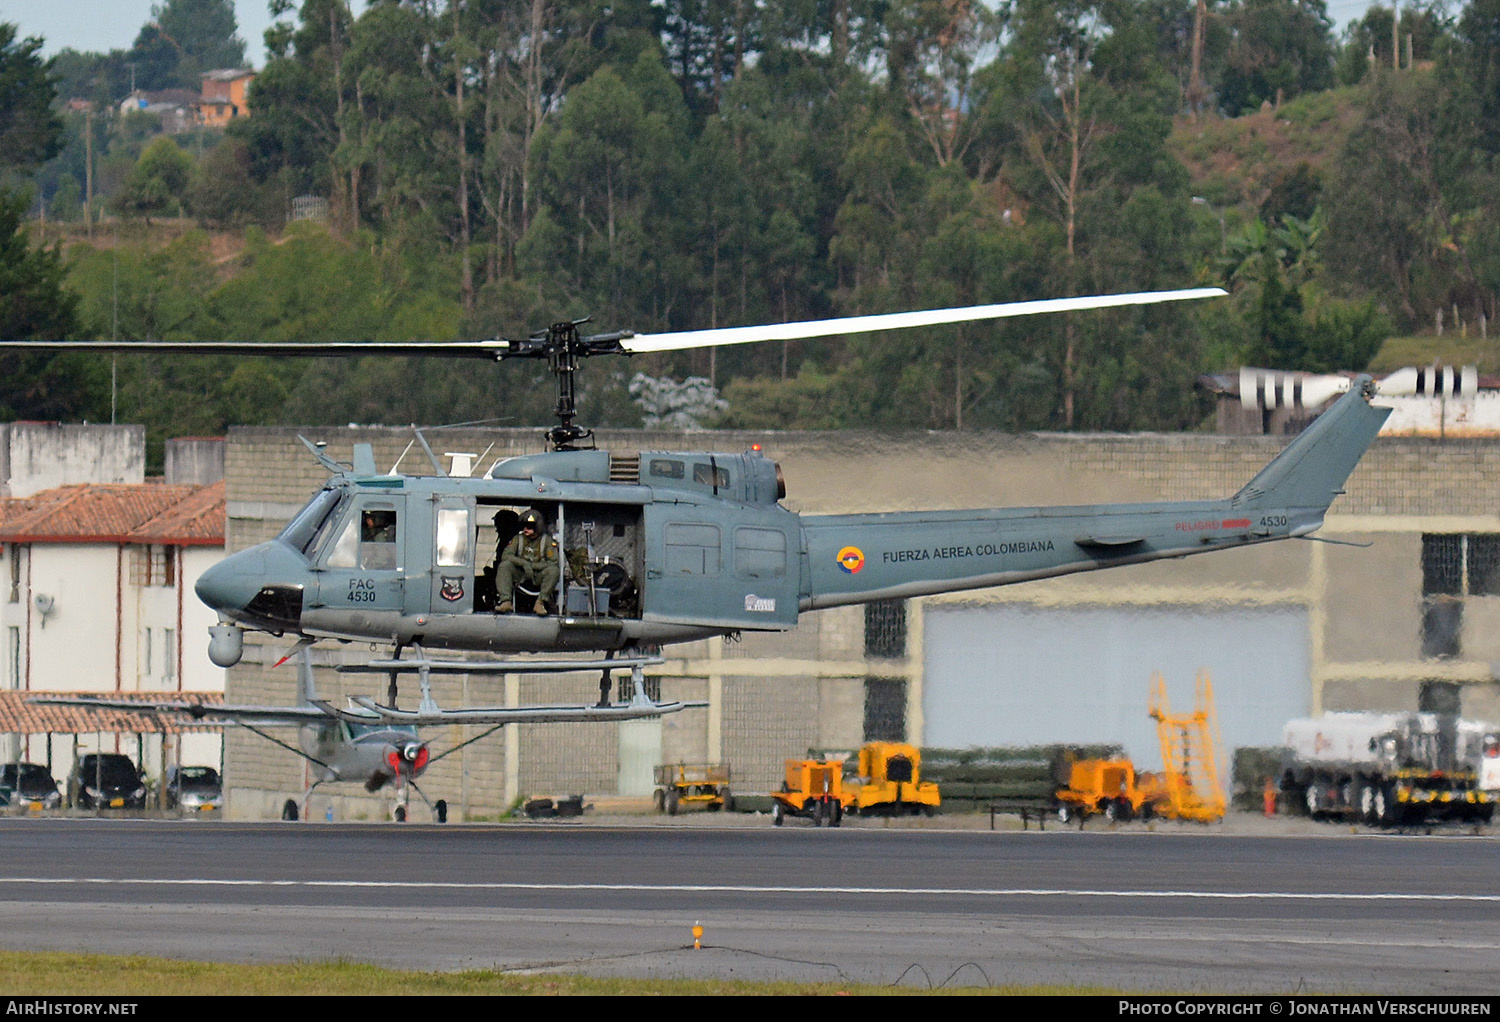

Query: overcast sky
left=0, top=0, right=1387, bottom=73
left=0, top=1, right=366, bottom=69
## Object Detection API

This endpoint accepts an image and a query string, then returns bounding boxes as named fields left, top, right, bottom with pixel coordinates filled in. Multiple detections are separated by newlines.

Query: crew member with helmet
left=496, top=509, right=560, bottom=615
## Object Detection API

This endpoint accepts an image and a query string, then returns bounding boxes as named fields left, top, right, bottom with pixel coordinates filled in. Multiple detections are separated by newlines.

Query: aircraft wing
left=27, top=695, right=332, bottom=725
left=28, top=693, right=702, bottom=727
left=339, top=695, right=706, bottom=726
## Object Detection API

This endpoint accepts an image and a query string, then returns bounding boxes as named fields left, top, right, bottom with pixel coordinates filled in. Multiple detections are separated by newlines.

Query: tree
left=1217, top=0, right=1336, bottom=115
left=112, top=136, right=194, bottom=222
left=129, top=0, right=247, bottom=90
left=975, top=0, right=1197, bottom=428
left=154, top=0, right=246, bottom=72
left=1322, top=69, right=1446, bottom=328
left=0, top=25, right=64, bottom=172
left=0, top=22, right=83, bottom=417
left=884, top=0, right=1002, bottom=167
left=0, top=189, right=89, bottom=421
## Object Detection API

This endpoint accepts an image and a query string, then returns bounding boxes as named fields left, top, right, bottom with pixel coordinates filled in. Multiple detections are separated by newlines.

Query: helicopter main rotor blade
left=619, top=287, right=1228, bottom=354
left=0, top=287, right=1223, bottom=359
left=0, top=339, right=512, bottom=358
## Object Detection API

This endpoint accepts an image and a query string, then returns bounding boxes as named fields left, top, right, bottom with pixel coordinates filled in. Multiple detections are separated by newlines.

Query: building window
left=163, top=628, right=175, bottom=681
left=7, top=626, right=18, bottom=689
left=863, top=677, right=906, bottom=741
left=143, top=628, right=152, bottom=678
left=864, top=600, right=908, bottom=659
left=617, top=673, right=660, bottom=702
left=1420, top=534, right=1500, bottom=659
left=163, top=547, right=176, bottom=587
left=8, top=545, right=19, bottom=603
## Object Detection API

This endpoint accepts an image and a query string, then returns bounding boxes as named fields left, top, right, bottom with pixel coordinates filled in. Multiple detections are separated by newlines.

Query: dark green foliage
left=0, top=190, right=90, bottom=421
left=112, top=137, right=194, bottom=221
left=6, top=4, right=1499, bottom=446
left=0, top=25, right=63, bottom=173
left=1217, top=0, right=1337, bottom=115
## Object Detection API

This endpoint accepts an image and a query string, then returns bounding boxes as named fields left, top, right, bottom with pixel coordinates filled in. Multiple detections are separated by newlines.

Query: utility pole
left=84, top=105, right=93, bottom=241
left=1187, top=0, right=1207, bottom=121
left=1392, top=2, right=1400, bottom=70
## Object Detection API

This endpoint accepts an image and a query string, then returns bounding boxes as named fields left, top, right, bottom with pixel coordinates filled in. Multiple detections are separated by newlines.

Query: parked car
left=70, top=754, right=148, bottom=810
left=165, top=765, right=222, bottom=813
left=0, top=763, right=62, bottom=810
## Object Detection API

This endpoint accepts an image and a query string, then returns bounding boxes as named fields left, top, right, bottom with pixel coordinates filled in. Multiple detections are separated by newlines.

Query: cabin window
left=649, top=459, right=685, bottom=480
left=665, top=523, right=720, bottom=576
left=734, top=527, right=786, bottom=577
left=693, top=463, right=729, bottom=488
left=436, top=509, right=470, bottom=567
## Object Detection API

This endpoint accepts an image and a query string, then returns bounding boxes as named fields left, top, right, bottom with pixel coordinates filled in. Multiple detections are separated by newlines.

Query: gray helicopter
left=0, top=287, right=1394, bottom=688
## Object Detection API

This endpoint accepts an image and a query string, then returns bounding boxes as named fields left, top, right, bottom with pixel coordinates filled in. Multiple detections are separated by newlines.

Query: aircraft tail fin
left=297, top=643, right=318, bottom=706
left=1231, top=376, right=1389, bottom=512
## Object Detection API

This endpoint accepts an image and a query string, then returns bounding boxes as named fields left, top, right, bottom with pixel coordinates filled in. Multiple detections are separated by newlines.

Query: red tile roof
left=0, top=691, right=225, bottom=735
left=0, top=482, right=224, bottom=546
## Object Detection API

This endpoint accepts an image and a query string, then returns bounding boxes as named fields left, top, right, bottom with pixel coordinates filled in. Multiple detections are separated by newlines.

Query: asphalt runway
left=0, top=814, right=1497, bottom=994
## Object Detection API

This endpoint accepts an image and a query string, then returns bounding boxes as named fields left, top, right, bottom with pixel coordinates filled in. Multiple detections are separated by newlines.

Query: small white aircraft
left=32, top=643, right=693, bottom=822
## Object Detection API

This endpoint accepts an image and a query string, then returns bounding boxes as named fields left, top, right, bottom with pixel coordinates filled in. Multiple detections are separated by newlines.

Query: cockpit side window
left=324, top=516, right=358, bottom=568
left=358, top=508, right=399, bottom=569
left=320, top=502, right=400, bottom=570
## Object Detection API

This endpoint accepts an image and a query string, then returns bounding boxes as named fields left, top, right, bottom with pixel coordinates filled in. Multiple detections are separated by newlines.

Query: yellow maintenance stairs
left=1147, top=670, right=1226, bottom=822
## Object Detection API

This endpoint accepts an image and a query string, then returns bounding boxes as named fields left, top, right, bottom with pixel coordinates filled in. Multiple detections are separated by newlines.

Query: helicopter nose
left=195, top=541, right=308, bottom=630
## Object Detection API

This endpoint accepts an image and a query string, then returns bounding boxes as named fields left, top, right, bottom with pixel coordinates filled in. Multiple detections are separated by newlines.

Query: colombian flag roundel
left=837, top=546, right=865, bottom=574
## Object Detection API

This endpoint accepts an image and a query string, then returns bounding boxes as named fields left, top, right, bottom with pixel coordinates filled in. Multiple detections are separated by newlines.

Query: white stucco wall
left=1, top=424, right=145, bottom=499
left=2, top=540, right=227, bottom=791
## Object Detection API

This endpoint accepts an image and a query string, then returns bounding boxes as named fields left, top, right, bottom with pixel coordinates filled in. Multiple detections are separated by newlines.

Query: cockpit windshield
left=347, top=722, right=419, bottom=740
left=278, top=489, right=346, bottom=556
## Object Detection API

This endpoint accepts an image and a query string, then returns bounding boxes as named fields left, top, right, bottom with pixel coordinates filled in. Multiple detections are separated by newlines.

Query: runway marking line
left=2, top=878, right=1498, bottom=903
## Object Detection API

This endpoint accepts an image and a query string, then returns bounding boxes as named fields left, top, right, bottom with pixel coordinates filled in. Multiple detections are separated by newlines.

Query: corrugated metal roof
left=0, top=482, right=224, bottom=546
left=0, top=691, right=225, bottom=735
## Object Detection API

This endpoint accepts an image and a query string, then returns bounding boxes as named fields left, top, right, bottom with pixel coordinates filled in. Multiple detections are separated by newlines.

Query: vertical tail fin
left=1232, top=376, right=1389, bottom=511
left=269, top=637, right=318, bottom=705
left=298, top=648, right=318, bottom=706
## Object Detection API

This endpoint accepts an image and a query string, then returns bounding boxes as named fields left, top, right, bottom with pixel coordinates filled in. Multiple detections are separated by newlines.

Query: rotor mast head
left=504, top=318, right=632, bottom=452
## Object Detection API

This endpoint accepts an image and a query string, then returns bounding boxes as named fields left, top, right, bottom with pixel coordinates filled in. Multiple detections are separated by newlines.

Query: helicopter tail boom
left=798, top=379, right=1388, bottom=610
